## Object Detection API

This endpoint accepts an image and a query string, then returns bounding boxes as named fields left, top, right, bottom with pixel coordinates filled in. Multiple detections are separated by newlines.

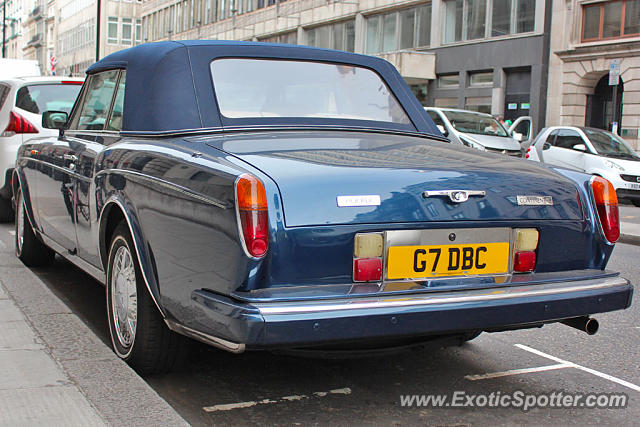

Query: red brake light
left=235, top=174, right=268, bottom=258
left=3, top=111, right=39, bottom=136
left=591, top=176, right=619, bottom=243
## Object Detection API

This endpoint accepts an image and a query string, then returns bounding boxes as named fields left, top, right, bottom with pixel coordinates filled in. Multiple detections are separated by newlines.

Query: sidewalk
left=0, top=241, right=187, bottom=426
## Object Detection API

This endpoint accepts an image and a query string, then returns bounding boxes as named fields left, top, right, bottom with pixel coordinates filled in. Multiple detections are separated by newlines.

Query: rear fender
left=99, top=196, right=166, bottom=318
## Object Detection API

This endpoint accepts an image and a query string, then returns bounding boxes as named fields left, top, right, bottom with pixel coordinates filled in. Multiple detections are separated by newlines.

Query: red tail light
left=513, top=251, right=536, bottom=272
left=3, top=111, right=39, bottom=136
left=353, top=258, right=382, bottom=282
left=591, top=176, right=619, bottom=243
left=62, top=80, right=83, bottom=85
left=235, top=174, right=269, bottom=258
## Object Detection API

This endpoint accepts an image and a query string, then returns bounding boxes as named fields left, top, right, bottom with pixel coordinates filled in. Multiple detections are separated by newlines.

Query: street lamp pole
left=95, top=0, right=101, bottom=62
left=2, top=1, right=6, bottom=59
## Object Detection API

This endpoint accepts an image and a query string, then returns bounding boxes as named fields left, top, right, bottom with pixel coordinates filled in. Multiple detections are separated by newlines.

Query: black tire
left=106, top=221, right=186, bottom=375
left=15, top=188, right=54, bottom=267
left=631, top=199, right=640, bottom=208
left=0, top=195, right=14, bottom=223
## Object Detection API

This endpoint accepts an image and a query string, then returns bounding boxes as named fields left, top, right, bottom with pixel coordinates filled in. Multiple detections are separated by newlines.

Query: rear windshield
left=441, top=110, right=509, bottom=137
left=15, top=83, right=82, bottom=115
left=210, top=58, right=411, bottom=125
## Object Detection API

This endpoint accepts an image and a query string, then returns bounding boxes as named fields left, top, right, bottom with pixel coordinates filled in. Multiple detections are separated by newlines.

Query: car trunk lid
left=208, top=131, right=583, bottom=227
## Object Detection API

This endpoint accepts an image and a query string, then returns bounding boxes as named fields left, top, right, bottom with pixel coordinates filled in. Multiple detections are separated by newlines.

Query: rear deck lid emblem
left=422, top=190, right=486, bottom=203
left=516, top=195, right=554, bottom=206
left=337, top=195, right=381, bottom=207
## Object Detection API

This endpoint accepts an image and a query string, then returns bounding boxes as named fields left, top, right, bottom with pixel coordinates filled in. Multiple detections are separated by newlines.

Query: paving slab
left=0, top=349, right=70, bottom=389
left=0, top=320, right=44, bottom=350
left=0, top=386, right=105, bottom=427
left=0, top=299, right=24, bottom=322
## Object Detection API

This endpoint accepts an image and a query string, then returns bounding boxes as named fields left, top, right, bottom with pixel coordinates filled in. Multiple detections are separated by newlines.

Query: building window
left=445, top=0, right=535, bottom=44
left=122, top=18, right=133, bottom=45
left=465, top=96, right=492, bottom=113
left=438, top=74, right=460, bottom=87
left=135, top=19, right=142, bottom=45
left=259, top=32, right=298, bottom=44
left=307, top=21, right=355, bottom=52
left=107, top=17, right=118, bottom=44
left=366, top=4, right=431, bottom=54
left=469, top=71, right=493, bottom=86
left=435, top=98, right=458, bottom=108
left=582, top=0, right=640, bottom=42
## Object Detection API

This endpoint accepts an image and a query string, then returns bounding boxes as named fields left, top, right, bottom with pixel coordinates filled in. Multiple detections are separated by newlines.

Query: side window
left=554, top=129, right=583, bottom=150
left=427, top=111, right=446, bottom=130
left=69, top=70, right=120, bottom=131
left=513, top=119, right=530, bottom=139
left=106, top=71, right=126, bottom=131
left=545, top=130, right=558, bottom=146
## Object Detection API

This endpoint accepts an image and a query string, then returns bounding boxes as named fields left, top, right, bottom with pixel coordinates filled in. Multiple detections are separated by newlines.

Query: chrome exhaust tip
left=561, top=316, right=599, bottom=335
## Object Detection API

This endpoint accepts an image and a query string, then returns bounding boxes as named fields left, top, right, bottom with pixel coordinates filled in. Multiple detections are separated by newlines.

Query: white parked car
left=0, top=77, right=83, bottom=220
left=526, top=126, right=640, bottom=206
left=425, top=107, right=522, bottom=157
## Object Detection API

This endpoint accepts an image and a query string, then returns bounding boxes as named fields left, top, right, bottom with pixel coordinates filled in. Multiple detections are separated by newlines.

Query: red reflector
left=591, top=176, right=619, bottom=243
left=525, top=154, right=529, bottom=159
left=4, top=111, right=39, bottom=135
left=353, top=258, right=382, bottom=282
left=514, top=251, right=536, bottom=273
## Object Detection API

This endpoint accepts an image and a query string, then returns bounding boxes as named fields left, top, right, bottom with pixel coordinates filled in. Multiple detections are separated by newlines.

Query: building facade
left=2, top=0, right=26, bottom=59
left=140, top=0, right=551, bottom=132
left=56, top=0, right=143, bottom=76
left=546, top=0, right=640, bottom=149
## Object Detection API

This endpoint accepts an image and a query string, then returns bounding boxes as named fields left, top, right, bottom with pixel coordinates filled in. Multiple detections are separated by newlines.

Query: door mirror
left=572, top=143, right=587, bottom=152
left=42, top=111, right=68, bottom=130
left=513, top=132, right=524, bottom=142
left=542, top=142, right=551, bottom=151
left=436, top=124, right=449, bottom=137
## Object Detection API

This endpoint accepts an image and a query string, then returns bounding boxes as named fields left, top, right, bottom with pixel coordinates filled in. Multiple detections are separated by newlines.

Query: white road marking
left=515, top=344, right=640, bottom=392
left=465, top=363, right=571, bottom=381
left=202, top=387, right=352, bottom=413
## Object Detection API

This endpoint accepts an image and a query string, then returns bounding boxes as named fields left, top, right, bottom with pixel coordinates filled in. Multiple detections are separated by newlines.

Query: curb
left=0, top=247, right=188, bottom=426
left=619, top=233, right=640, bottom=246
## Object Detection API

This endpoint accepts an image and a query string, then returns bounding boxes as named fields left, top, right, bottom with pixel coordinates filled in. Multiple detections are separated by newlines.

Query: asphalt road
left=2, top=222, right=638, bottom=426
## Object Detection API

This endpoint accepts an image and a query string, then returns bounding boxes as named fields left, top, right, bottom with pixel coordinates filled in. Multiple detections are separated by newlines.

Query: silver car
left=425, top=107, right=522, bottom=157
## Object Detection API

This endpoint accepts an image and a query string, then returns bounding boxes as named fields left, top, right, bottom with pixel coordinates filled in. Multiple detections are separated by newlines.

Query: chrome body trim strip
left=94, top=169, right=228, bottom=208
left=254, top=276, right=629, bottom=315
left=165, top=320, right=246, bottom=353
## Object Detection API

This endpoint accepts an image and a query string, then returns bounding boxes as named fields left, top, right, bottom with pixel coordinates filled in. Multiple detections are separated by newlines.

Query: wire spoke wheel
left=110, top=245, right=138, bottom=350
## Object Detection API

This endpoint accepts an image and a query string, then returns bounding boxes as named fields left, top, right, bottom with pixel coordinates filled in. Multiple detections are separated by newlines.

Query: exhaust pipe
left=561, top=316, right=599, bottom=335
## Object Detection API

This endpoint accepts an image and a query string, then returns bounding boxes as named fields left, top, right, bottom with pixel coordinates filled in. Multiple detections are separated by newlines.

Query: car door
left=55, top=70, right=121, bottom=264
left=541, top=129, right=587, bottom=171
left=74, top=70, right=125, bottom=268
left=509, top=116, right=532, bottom=147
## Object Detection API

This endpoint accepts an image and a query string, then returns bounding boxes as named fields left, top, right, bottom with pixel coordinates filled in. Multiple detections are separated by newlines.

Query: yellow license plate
left=386, top=242, right=510, bottom=280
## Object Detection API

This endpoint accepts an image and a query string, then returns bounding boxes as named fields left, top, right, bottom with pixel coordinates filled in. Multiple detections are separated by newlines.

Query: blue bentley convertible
left=14, top=41, right=633, bottom=374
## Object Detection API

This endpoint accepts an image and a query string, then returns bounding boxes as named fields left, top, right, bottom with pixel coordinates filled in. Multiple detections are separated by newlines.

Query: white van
left=0, top=59, right=41, bottom=80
